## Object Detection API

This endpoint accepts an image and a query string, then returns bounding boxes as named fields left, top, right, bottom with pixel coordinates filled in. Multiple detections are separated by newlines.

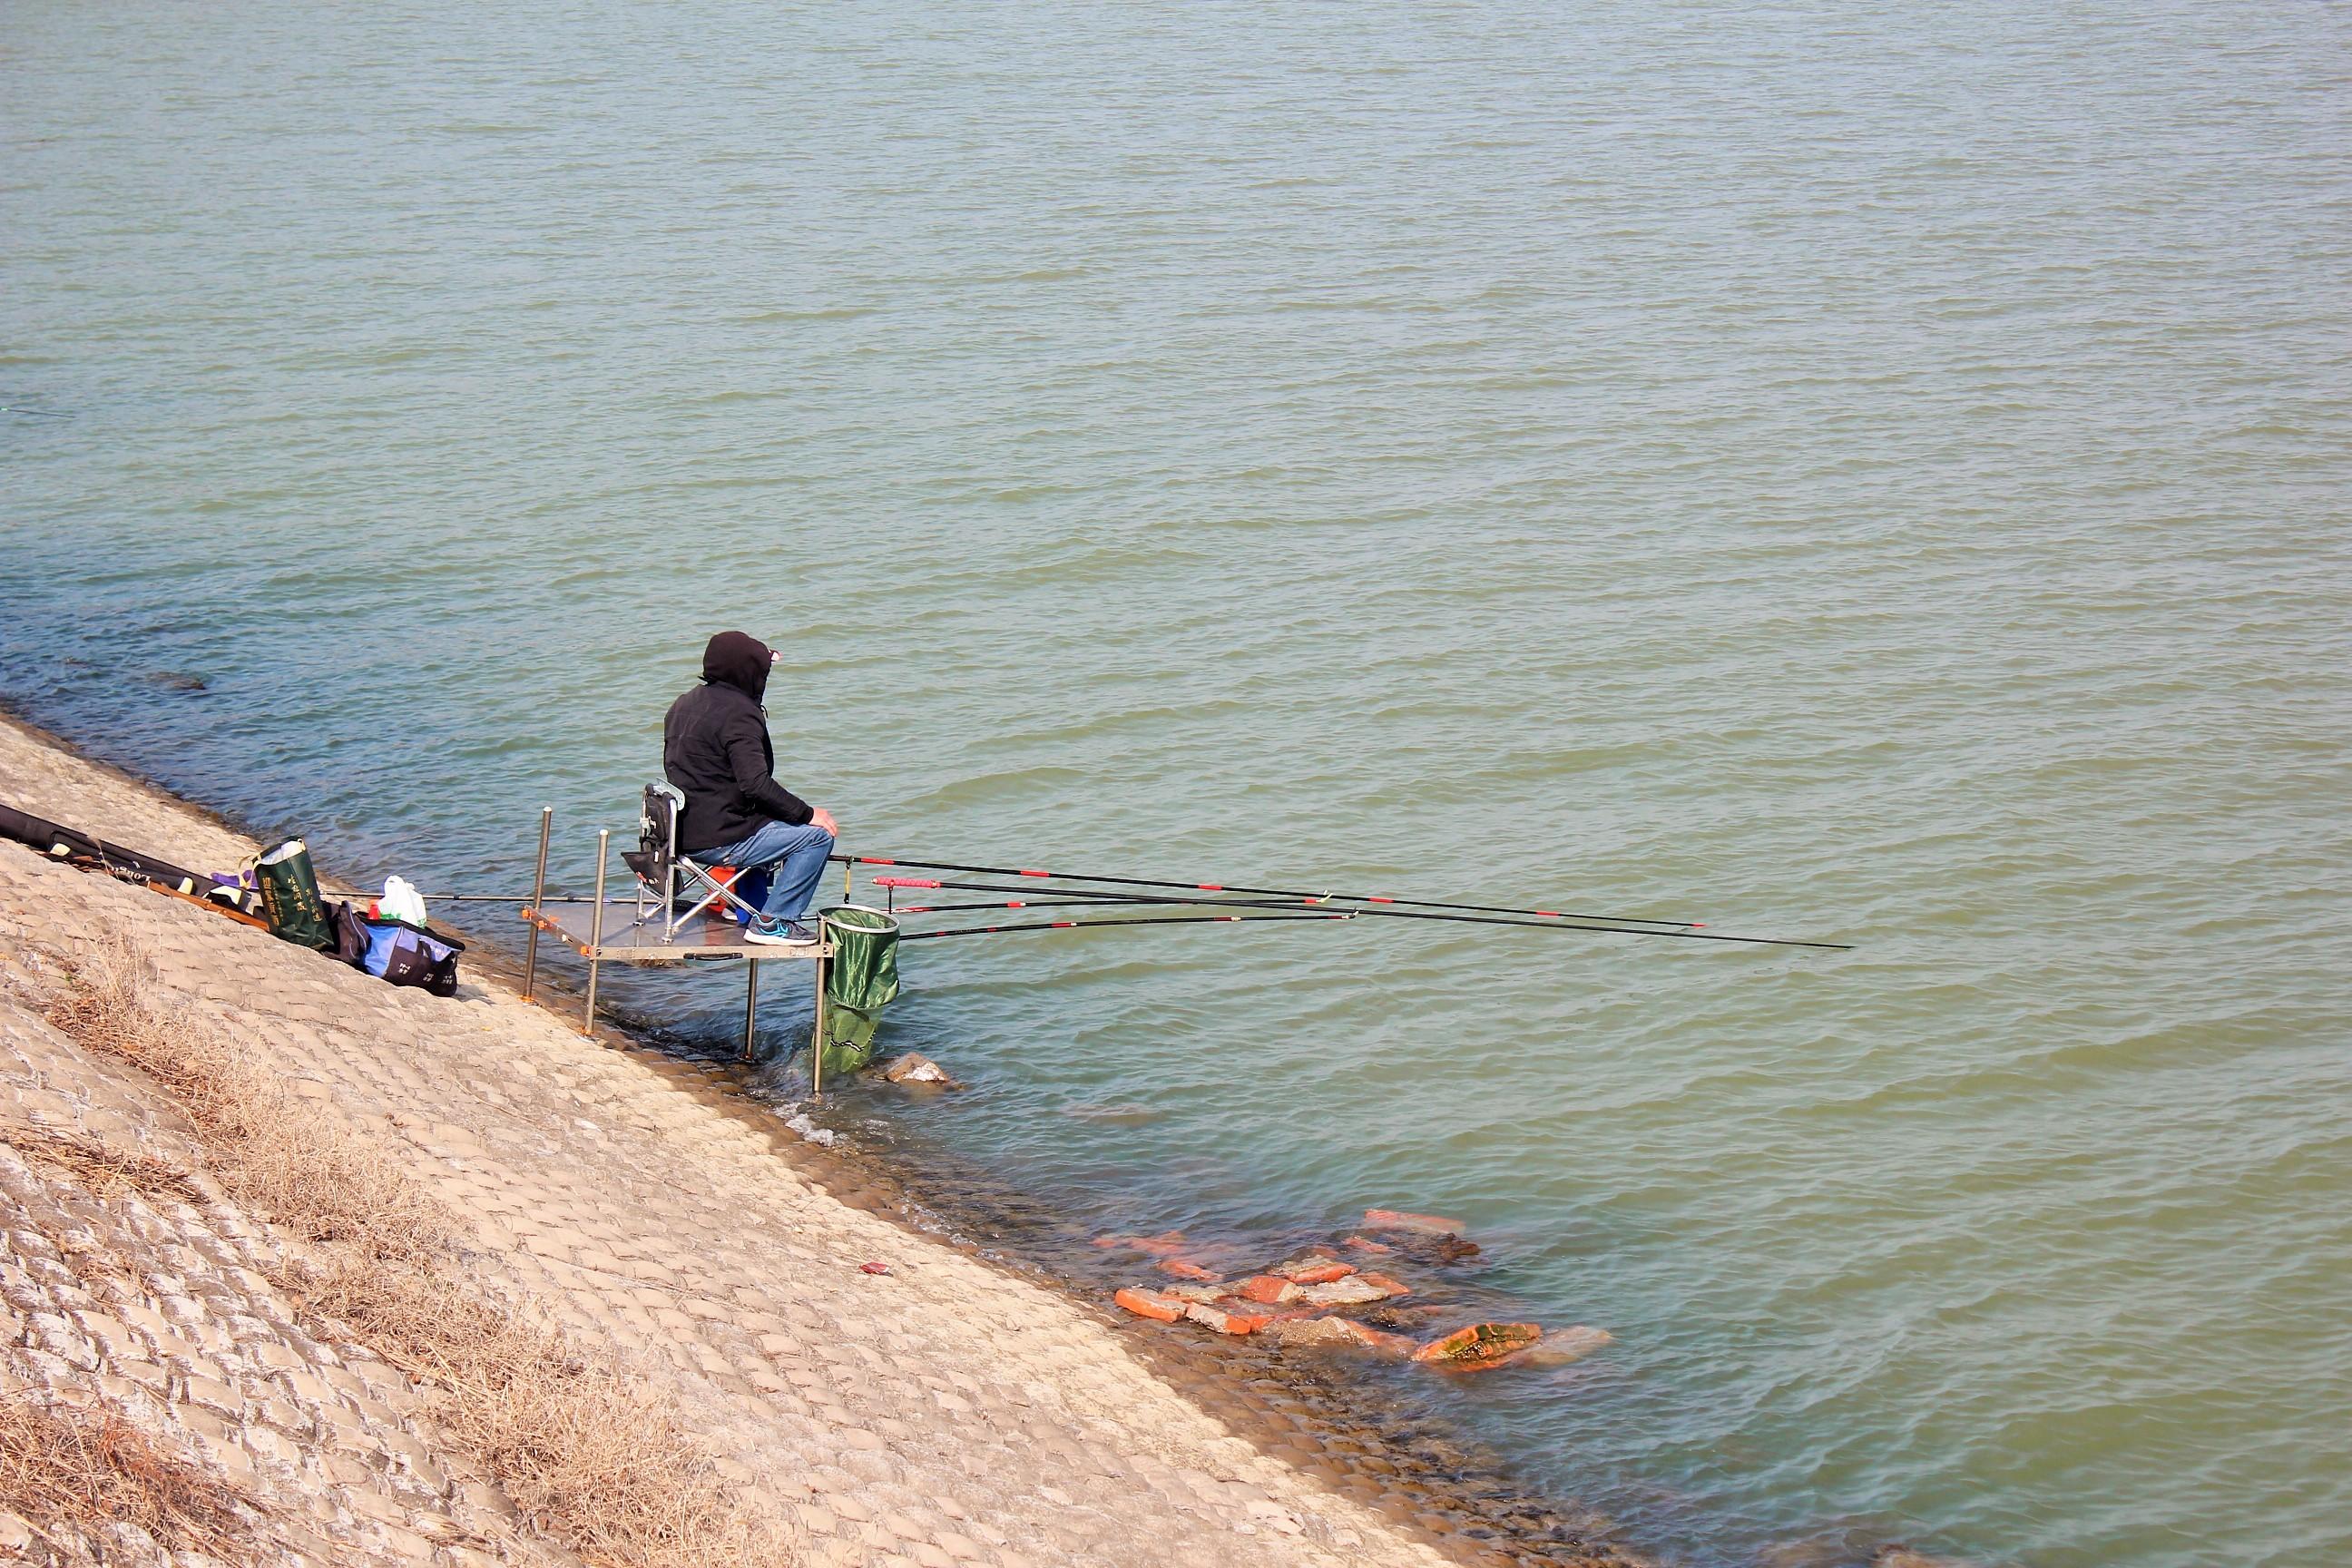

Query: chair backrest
left=644, top=781, right=685, bottom=851
left=625, top=782, right=686, bottom=892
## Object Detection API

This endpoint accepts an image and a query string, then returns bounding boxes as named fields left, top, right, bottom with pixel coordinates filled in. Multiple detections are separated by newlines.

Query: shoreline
left=0, top=705, right=1643, bottom=1568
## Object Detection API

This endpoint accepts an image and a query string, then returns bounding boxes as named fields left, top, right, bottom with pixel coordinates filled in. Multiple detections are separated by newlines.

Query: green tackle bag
left=253, top=838, right=337, bottom=952
left=817, top=905, right=900, bottom=1076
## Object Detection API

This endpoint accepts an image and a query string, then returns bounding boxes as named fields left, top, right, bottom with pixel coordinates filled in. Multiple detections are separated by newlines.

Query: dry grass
left=0, top=1393, right=260, bottom=1561
left=8, top=1123, right=208, bottom=1206
left=38, top=944, right=795, bottom=1568
left=282, top=1250, right=780, bottom=1565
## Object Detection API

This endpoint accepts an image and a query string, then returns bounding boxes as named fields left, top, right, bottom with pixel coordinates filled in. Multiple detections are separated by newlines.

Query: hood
left=701, top=630, right=771, bottom=701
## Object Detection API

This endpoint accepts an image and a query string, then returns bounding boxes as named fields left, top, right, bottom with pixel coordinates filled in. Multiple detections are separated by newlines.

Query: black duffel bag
left=331, top=904, right=464, bottom=997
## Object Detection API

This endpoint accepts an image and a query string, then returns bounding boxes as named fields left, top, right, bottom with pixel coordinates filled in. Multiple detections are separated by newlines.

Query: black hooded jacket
left=662, top=631, right=813, bottom=853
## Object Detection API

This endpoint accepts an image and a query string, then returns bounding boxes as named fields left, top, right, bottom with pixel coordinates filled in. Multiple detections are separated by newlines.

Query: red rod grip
left=1019, top=868, right=1051, bottom=878
left=858, top=857, right=895, bottom=866
left=1367, top=896, right=1395, bottom=904
left=1537, top=910, right=1563, bottom=918
left=1198, top=883, right=1224, bottom=891
left=1052, top=920, right=1075, bottom=928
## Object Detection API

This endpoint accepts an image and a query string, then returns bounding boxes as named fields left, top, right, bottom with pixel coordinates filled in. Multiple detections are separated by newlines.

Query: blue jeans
left=698, top=818, right=836, bottom=926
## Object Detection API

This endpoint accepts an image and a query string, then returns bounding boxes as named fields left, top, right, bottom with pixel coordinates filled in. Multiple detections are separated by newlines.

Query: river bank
left=0, top=709, right=1646, bottom=1568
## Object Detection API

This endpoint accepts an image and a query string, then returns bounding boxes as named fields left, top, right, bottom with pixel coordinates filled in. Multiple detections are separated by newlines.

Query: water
left=5, top=3, right=2349, bottom=1562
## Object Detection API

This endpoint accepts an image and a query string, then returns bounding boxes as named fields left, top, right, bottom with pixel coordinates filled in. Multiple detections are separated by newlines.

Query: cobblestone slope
left=0, top=715, right=1465, bottom=1568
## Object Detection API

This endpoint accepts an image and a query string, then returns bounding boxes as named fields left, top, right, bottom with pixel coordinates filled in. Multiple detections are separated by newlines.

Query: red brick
left=1412, top=1321, right=1544, bottom=1369
left=1356, top=1272, right=1411, bottom=1298
left=1234, top=1276, right=1302, bottom=1305
left=1183, top=1302, right=1273, bottom=1336
left=1160, top=1281, right=1230, bottom=1304
left=1297, top=1275, right=1392, bottom=1307
left=1341, top=1234, right=1394, bottom=1254
left=1274, top=1258, right=1357, bottom=1286
left=1154, top=1258, right=1219, bottom=1282
left=1112, top=1289, right=1184, bottom=1323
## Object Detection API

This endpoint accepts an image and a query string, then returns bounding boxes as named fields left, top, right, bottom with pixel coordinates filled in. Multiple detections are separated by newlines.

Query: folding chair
left=621, top=782, right=767, bottom=941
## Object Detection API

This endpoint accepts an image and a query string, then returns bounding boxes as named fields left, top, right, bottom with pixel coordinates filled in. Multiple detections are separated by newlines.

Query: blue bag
left=332, top=905, right=464, bottom=996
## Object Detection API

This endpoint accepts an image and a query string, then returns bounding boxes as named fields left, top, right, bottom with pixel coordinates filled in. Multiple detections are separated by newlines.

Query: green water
left=4, top=4, right=2347, bottom=1563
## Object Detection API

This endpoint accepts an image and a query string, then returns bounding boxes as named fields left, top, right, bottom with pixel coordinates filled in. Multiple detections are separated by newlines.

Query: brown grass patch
left=0, top=1394, right=261, bottom=1562
left=38, top=944, right=795, bottom=1568
left=7, top=1124, right=208, bottom=1205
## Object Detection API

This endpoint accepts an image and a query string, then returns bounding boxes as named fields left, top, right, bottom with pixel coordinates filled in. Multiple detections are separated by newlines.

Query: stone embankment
left=0, top=713, right=1525, bottom=1568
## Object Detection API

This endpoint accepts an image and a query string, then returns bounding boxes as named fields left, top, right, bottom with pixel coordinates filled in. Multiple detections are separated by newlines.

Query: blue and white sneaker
left=744, top=916, right=819, bottom=949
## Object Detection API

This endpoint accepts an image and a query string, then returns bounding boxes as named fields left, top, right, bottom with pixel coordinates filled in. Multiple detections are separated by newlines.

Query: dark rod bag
left=1, top=799, right=256, bottom=912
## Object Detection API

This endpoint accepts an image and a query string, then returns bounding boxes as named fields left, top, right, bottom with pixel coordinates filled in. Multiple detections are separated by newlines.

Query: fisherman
left=662, top=630, right=841, bottom=947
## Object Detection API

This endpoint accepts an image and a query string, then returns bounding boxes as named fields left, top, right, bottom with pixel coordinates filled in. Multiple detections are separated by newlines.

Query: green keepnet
left=817, top=905, right=900, bottom=1075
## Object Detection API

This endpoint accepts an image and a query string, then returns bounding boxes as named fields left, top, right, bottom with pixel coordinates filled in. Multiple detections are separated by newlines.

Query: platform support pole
left=741, top=960, right=760, bottom=1062
left=522, top=806, right=552, bottom=1001
left=583, top=829, right=608, bottom=1034
left=810, top=949, right=828, bottom=1099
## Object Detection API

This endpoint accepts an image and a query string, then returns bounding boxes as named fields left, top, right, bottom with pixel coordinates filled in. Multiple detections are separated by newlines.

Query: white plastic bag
left=379, top=875, right=428, bottom=927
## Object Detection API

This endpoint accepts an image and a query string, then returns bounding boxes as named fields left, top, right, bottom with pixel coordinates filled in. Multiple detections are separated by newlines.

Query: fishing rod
left=886, top=891, right=1296, bottom=916
left=904, top=912, right=1358, bottom=942
left=890, top=877, right=1851, bottom=950
left=841, top=852, right=1704, bottom=929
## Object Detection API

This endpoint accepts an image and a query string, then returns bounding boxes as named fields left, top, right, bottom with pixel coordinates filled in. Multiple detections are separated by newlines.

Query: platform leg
left=810, top=951, right=828, bottom=1098
left=583, top=829, right=609, bottom=1034
left=523, top=805, right=552, bottom=1002
left=741, top=960, right=760, bottom=1063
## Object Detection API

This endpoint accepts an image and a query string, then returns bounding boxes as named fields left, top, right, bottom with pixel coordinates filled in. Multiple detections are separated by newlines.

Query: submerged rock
left=1093, top=1230, right=1191, bottom=1258
left=1362, top=1207, right=1465, bottom=1237
left=877, top=1053, right=957, bottom=1087
left=1058, top=1102, right=1159, bottom=1122
left=1511, top=1325, right=1613, bottom=1367
left=1272, top=1316, right=1419, bottom=1358
left=1296, top=1275, right=1400, bottom=1307
left=1274, top=1257, right=1357, bottom=1286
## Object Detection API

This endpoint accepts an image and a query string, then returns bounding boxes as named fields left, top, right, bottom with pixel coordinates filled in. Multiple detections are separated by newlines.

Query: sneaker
left=744, top=917, right=819, bottom=948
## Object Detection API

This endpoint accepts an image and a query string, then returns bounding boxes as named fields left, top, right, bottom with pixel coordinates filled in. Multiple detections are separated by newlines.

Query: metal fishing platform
left=517, top=804, right=839, bottom=1075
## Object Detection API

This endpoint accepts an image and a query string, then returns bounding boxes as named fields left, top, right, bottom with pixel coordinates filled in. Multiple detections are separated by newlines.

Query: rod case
left=1, top=799, right=260, bottom=916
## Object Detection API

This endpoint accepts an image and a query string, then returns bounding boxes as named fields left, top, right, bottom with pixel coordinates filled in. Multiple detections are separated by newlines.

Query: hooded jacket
left=662, top=631, right=813, bottom=853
